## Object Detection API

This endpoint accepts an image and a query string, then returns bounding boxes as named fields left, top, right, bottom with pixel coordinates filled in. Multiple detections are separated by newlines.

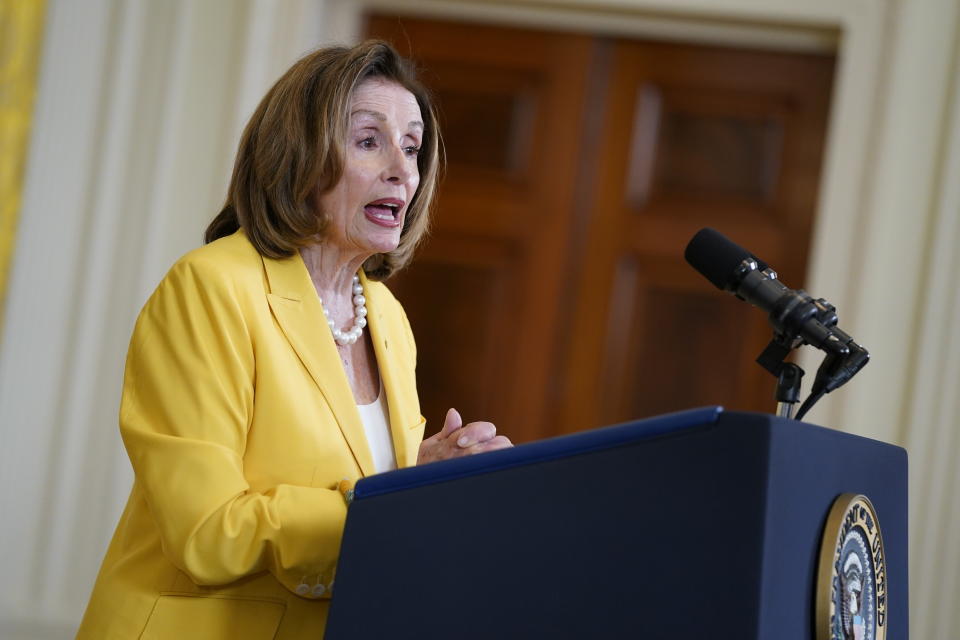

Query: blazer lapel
left=262, top=253, right=376, bottom=477
left=363, top=272, right=421, bottom=469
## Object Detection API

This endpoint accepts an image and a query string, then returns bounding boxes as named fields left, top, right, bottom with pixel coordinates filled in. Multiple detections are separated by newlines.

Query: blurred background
left=1, top=0, right=958, bottom=637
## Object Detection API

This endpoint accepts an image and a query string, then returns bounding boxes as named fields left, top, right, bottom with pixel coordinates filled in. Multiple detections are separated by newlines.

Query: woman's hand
left=416, top=408, right=512, bottom=465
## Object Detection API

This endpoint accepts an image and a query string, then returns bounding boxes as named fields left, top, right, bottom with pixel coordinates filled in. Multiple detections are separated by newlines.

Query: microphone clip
left=755, top=293, right=869, bottom=420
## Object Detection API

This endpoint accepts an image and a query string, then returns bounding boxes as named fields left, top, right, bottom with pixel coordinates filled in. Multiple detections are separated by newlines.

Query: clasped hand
left=417, top=408, right=512, bottom=465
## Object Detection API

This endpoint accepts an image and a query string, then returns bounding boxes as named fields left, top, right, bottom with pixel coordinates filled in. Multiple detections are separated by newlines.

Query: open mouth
left=364, top=198, right=405, bottom=226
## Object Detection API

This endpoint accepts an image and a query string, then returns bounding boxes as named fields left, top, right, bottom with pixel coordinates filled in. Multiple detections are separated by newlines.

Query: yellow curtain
left=0, top=0, right=47, bottom=328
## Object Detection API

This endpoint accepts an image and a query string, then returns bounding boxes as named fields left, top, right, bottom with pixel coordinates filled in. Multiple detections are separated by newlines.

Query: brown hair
left=205, top=40, right=440, bottom=280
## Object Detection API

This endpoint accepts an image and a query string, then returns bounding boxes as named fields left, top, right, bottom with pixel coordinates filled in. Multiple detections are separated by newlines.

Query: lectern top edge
left=353, top=405, right=724, bottom=500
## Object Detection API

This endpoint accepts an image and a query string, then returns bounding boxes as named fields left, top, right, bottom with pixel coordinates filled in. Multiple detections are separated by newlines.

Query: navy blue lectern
left=325, top=408, right=907, bottom=639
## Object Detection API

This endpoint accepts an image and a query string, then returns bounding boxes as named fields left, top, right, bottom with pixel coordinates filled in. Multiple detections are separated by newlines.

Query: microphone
left=684, top=228, right=869, bottom=408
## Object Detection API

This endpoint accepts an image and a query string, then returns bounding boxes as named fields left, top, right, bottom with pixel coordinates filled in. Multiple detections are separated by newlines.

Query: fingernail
left=457, top=436, right=470, bottom=447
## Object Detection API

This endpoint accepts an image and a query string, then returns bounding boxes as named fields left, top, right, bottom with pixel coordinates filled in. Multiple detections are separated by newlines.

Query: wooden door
left=365, top=15, right=835, bottom=442
left=557, top=40, right=835, bottom=433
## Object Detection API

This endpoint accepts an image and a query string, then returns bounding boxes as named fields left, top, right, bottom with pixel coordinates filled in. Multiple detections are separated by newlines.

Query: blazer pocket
left=140, top=594, right=285, bottom=639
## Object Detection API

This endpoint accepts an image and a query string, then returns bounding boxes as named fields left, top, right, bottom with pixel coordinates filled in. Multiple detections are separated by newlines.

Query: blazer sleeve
left=119, top=256, right=348, bottom=595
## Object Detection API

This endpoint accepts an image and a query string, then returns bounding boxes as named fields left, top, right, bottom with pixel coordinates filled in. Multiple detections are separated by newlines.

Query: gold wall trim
left=0, top=0, right=48, bottom=327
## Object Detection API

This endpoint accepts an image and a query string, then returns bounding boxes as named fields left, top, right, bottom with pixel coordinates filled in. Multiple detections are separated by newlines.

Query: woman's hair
left=205, top=40, right=440, bottom=280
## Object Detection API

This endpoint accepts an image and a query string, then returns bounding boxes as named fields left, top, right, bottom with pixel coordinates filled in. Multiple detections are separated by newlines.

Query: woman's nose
left=383, top=145, right=414, bottom=184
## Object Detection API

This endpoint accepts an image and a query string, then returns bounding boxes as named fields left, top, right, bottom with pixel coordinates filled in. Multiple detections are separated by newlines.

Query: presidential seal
left=816, top=494, right=887, bottom=640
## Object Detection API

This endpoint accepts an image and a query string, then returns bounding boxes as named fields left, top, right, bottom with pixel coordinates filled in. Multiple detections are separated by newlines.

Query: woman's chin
left=363, top=234, right=401, bottom=256
left=331, top=226, right=402, bottom=259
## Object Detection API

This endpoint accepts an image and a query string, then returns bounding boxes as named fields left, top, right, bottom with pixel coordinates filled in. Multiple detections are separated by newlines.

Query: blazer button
left=295, top=583, right=310, bottom=596
left=312, top=584, right=326, bottom=597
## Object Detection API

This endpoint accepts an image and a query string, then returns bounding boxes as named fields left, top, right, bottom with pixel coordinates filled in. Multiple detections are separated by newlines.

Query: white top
left=356, top=382, right=397, bottom=474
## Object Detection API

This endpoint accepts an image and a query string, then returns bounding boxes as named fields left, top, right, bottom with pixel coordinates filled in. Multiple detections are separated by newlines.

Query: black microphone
left=684, top=228, right=868, bottom=398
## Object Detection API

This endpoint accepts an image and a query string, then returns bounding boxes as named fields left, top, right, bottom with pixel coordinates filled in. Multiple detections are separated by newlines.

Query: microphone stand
left=775, top=363, right=804, bottom=419
left=756, top=335, right=806, bottom=418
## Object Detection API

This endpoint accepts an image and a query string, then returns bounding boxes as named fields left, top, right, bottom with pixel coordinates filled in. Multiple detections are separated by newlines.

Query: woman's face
left=315, top=77, right=423, bottom=260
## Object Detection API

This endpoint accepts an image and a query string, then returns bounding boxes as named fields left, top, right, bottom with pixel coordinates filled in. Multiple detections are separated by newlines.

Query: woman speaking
left=77, top=41, right=511, bottom=638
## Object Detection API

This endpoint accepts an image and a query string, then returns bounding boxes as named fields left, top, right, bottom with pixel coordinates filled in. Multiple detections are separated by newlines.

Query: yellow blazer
left=77, top=231, right=425, bottom=639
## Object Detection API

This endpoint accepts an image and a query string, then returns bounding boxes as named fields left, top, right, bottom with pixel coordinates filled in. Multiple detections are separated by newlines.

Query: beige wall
left=0, top=0, right=956, bottom=637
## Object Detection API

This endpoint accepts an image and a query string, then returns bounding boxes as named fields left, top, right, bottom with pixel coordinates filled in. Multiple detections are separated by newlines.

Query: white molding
left=793, top=2, right=890, bottom=422
left=902, top=8, right=960, bottom=636
left=510, top=0, right=874, bottom=24
left=812, top=0, right=960, bottom=446
left=359, top=0, right=841, bottom=51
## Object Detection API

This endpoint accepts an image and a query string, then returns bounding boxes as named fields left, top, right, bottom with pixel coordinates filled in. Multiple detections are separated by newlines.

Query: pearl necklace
left=321, top=274, right=367, bottom=346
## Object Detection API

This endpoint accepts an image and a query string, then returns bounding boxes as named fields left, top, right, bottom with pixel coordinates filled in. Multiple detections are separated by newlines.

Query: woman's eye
left=358, top=137, right=377, bottom=149
left=404, top=145, right=421, bottom=157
